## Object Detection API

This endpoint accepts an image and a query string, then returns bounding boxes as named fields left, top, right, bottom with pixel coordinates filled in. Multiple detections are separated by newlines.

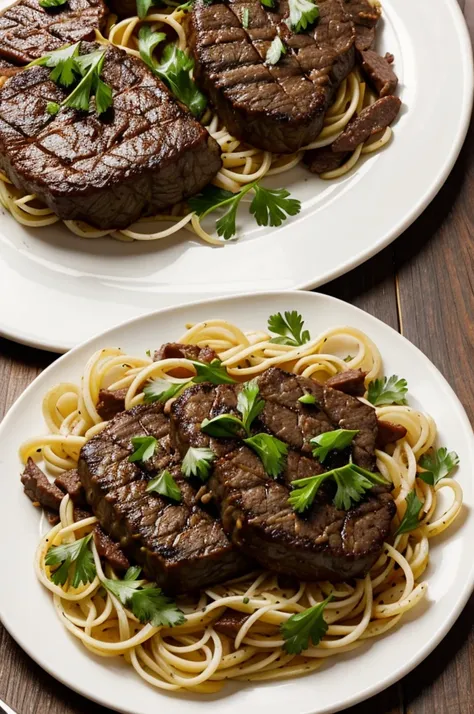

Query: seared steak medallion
left=186, top=0, right=356, bottom=153
left=0, top=0, right=107, bottom=65
left=78, top=402, right=249, bottom=592
left=0, top=43, right=222, bottom=230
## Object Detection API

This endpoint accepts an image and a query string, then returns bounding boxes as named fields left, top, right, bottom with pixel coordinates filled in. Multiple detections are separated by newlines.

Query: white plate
left=0, top=0, right=472, bottom=353
left=0, top=290, right=473, bottom=714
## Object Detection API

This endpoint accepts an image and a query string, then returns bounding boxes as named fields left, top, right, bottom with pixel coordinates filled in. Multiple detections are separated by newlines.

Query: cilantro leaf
left=124, top=565, right=142, bottom=581
left=191, top=183, right=254, bottom=240
left=260, top=0, right=275, bottom=6
left=367, top=375, right=408, bottom=406
left=395, top=490, right=423, bottom=535
left=45, top=534, right=96, bottom=588
left=266, top=36, right=286, bottom=65
left=39, top=0, right=67, bottom=6
left=137, top=0, right=155, bottom=18
left=129, top=435, right=157, bottom=463
left=333, top=468, right=374, bottom=511
left=419, top=447, right=460, bottom=486
left=288, top=474, right=327, bottom=513
left=242, top=7, right=249, bottom=27
left=244, top=433, right=288, bottom=478
left=103, top=577, right=185, bottom=627
left=280, top=596, right=331, bottom=654
left=311, top=429, right=359, bottom=463
left=138, top=25, right=167, bottom=71
left=29, top=42, right=80, bottom=88
left=188, top=185, right=234, bottom=216
left=182, top=446, right=215, bottom=481
left=46, top=101, right=60, bottom=116
left=249, top=185, right=301, bottom=228
left=267, top=311, right=311, bottom=346
left=298, top=393, right=316, bottom=405
left=143, top=378, right=188, bottom=404
left=95, top=76, right=113, bottom=115
left=63, top=50, right=112, bottom=116
left=154, top=44, right=207, bottom=117
left=286, top=0, right=320, bottom=33
left=201, top=414, right=244, bottom=438
left=191, top=358, right=236, bottom=384
left=146, top=470, right=182, bottom=502
left=237, top=379, right=265, bottom=435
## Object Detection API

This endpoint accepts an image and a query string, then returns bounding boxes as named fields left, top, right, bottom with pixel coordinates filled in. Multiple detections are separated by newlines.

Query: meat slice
left=93, top=525, right=130, bottom=571
left=96, top=389, right=127, bottom=421
left=376, top=420, right=407, bottom=448
left=78, top=402, right=249, bottom=592
left=21, top=457, right=64, bottom=511
left=325, top=369, right=366, bottom=397
left=154, top=342, right=217, bottom=364
left=210, top=445, right=394, bottom=581
left=214, top=610, right=248, bottom=638
left=54, top=468, right=87, bottom=505
left=359, top=49, right=398, bottom=97
left=0, top=43, right=222, bottom=230
left=305, top=146, right=350, bottom=174
left=186, top=0, right=355, bottom=153
left=0, top=0, right=107, bottom=65
left=331, top=95, right=401, bottom=152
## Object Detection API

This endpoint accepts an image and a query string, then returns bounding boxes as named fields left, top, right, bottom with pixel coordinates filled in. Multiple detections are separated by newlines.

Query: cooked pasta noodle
left=0, top=4, right=394, bottom=243
left=21, top=319, right=462, bottom=692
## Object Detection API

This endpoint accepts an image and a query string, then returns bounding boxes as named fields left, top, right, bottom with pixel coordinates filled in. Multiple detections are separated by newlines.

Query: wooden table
left=1, top=3, right=473, bottom=711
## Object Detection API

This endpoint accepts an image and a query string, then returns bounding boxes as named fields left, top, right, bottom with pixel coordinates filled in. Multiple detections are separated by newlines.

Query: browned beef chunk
left=186, top=0, right=356, bottom=153
left=73, top=507, right=92, bottom=522
left=21, top=458, right=64, bottom=511
left=376, top=420, right=407, bottom=448
left=214, top=610, right=248, bottom=638
left=78, top=402, right=249, bottom=592
left=54, top=468, right=87, bottom=505
left=304, top=146, right=350, bottom=174
left=341, top=0, right=380, bottom=50
left=154, top=342, right=217, bottom=364
left=46, top=510, right=60, bottom=525
left=332, top=95, right=401, bottom=152
left=325, top=369, right=367, bottom=397
left=359, top=49, right=398, bottom=97
left=354, top=24, right=375, bottom=51
left=96, top=389, right=127, bottom=421
left=0, top=43, right=222, bottom=230
left=93, top=525, right=130, bottom=571
left=0, top=0, right=107, bottom=65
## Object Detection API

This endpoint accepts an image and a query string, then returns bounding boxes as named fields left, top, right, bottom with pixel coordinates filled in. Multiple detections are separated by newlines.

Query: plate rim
left=0, top=0, right=472, bottom=354
left=1, top=288, right=474, bottom=714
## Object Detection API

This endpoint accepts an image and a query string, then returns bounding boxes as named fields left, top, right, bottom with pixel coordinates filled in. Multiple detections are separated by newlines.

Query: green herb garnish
left=244, top=433, right=288, bottom=478
left=103, top=573, right=185, bottom=627
left=298, top=394, right=316, bottom=405
left=181, top=446, right=215, bottom=481
left=46, top=101, right=60, bottom=115
left=367, top=375, right=408, bottom=406
left=143, top=378, right=187, bottom=404
left=28, top=42, right=80, bottom=87
left=268, top=311, right=310, bottom=346
left=419, top=447, right=460, bottom=486
left=45, top=533, right=96, bottom=588
left=310, top=429, right=359, bottom=463
left=64, top=49, right=112, bottom=115
left=280, top=595, right=331, bottom=654
left=266, top=36, right=286, bottom=65
left=138, top=25, right=167, bottom=70
left=200, top=379, right=263, bottom=438
left=129, top=436, right=157, bottom=464
left=146, top=470, right=182, bottom=502
left=286, top=0, right=319, bottom=33
left=395, top=490, right=423, bottom=535
left=241, top=7, right=249, bottom=27
left=153, top=43, right=207, bottom=117
left=39, top=0, right=67, bottom=7
left=136, top=0, right=155, bottom=18
left=191, top=358, right=237, bottom=385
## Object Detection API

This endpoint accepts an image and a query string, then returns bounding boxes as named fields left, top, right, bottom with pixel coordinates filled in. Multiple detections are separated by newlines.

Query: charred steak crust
left=78, top=402, right=249, bottom=592
left=0, top=43, right=222, bottom=230
left=0, top=0, right=108, bottom=65
left=186, top=0, right=356, bottom=153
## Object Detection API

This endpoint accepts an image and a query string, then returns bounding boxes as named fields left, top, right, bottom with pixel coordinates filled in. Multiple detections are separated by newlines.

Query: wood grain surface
left=0, top=2, right=473, bottom=711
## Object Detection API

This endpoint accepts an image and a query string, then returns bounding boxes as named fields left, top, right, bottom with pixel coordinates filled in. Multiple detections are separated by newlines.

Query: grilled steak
left=93, top=524, right=130, bottom=571
left=359, top=49, right=398, bottom=97
left=0, top=43, right=222, bottom=230
left=96, top=389, right=128, bottom=420
left=78, top=402, right=249, bottom=592
left=331, top=94, right=401, bottom=152
left=171, top=368, right=395, bottom=580
left=0, top=0, right=107, bottom=65
left=186, top=0, right=356, bottom=153
left=21, top=457, right=64, bottom=511
left=54, top=468, right=87, bottom=505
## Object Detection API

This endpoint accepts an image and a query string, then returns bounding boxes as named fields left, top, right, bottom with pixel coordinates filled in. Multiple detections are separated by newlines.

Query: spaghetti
left=20, top=319, right=462, bottom=692
left=0, top=4, right=393, bottom=244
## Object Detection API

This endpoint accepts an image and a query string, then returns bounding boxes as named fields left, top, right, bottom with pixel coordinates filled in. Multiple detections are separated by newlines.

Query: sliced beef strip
left=214, top=610, right=248, bottom=638
left=332, top=95, right=401, bottom=152
left=342, top=0, right=380, bottom=50
left=54, top=468, right=87, bottom=505
left=0, top=43, right=222, bottom=230
left=209, top=445, right=394, bottom=581
left=354, top=24, right=375, bottom=51
left=376, top=420, right=407, bottom=448
left=304, top=146, right=350, bottom=174
left=359, top=48, right=398, bottom=98
left=96, top=388, right=128, bottom=421
left=21, top=457, right=64, bottom=511
left=0, top=0, right=108, bottom=65
left=325, top=369, right=367, bottom=397
left=78, top=402, right=249, bottom=592
left=154, top=342, right=217, bottom=364
left=93, top=524, right=130, bottom=571
left=186, top=0, right=355, bottom=153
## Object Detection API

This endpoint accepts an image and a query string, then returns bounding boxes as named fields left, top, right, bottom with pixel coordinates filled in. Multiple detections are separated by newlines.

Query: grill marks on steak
left=0, top=43, right=222, bottom=230
left=0, top=0, right=107, bottom=65
left=186, top=0, right=356, bottom=153
left=78, top=402, right=248, bottom=592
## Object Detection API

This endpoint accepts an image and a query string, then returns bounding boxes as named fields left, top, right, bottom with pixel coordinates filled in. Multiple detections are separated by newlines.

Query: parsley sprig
left=367, top=375, right=408, bottom=406
left=129, top=435, right=157, bottom=464
left=146, top=470, right=182, bottom=502
left=280, top=595, right=331, bottom=654
left=182, top=446, right=215, bottom=481
left=103, top=568, right=185, bottom=627
left=188, top=181, right=301, bottom=240
left=289, top=462, right=387, bottom=513
left=244, top=433, right=288, bottom=478
left=419, top=447, right=460, bottom=485
left=268, top=311, right=311, bottom=346
left=143, top=378, right=185, bottom=404
left=39, top=0, right=67, bottom=7
left=45, top=533, right=96, bottom=588
left=286, top=0, right=320, bottom=33
left=395, top=490, right=423, bottom=535
left=143, top=358, right=235, bottom=404
left=311, top=429, right=359, bottom=463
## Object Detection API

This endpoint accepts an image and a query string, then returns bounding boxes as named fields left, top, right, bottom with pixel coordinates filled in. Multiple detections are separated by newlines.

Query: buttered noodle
left=0, top=3, right=392, bottom=244
left=20, top=320, right=462, bottom=692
